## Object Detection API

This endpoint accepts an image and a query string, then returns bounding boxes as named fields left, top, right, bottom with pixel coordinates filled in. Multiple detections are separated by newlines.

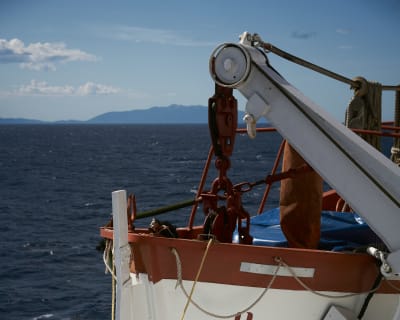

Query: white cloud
left=18, top=80, right=75, bottom=95
left=0, top=38, right=98, bottom=70
left=101, top=26, right=215, bottom=47
left=15, top=80, right=120, bottom=96
left=76, top=82, right=121, bottom=95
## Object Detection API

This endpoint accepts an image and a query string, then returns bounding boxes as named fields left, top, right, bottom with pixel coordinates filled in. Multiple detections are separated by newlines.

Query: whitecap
left=33, top=314, right=54, bottom=320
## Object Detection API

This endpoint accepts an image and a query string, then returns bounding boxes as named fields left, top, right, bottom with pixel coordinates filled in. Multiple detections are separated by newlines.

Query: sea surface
left=0, top=124, right=284, bottom=320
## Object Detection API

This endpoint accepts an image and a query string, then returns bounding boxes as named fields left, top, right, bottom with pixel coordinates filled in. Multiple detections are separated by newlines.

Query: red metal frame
left=185, top=122, right=400, bottom=231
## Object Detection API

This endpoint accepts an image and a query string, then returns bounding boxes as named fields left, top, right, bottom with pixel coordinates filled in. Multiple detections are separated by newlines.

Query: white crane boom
left=209, top=34, right=400, bottom=273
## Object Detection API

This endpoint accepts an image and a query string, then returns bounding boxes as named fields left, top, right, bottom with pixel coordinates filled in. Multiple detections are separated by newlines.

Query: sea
left=0, top=124, right=285, bottom=320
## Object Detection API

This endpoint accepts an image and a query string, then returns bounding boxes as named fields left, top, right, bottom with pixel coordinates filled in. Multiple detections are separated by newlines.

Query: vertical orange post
left=279, top=143, right=323, bottom=249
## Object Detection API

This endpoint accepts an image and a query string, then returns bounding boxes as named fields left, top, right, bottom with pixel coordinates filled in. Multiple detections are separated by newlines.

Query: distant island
left=0, top=104, right=252, bottom=125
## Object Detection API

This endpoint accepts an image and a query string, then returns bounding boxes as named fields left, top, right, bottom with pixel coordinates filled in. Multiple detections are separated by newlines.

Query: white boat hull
left=127, top=274, right=399, bottom=319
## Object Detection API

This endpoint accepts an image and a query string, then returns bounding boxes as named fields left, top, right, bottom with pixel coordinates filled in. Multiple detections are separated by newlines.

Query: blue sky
left=0, top=0, right=399, bottom=121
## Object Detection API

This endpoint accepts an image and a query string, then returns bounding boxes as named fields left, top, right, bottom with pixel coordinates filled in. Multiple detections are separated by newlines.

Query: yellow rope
left=180, top=238, right=214, bottom=320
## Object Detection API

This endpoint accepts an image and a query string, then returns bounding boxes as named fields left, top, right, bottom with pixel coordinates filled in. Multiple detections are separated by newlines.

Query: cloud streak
left=76, top=82, right=121, bottom=95
left=336, top=28, right=351, bottom=35
left=291, top=31, right=316, bottom=39
left=100, top=26, right=215, bottom=47
left=13, top=80, right=121, bottom=96
left=0, top=38, right=98, bottom=70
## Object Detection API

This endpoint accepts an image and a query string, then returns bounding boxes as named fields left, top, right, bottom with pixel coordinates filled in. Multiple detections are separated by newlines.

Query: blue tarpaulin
left=234, top=208, right=383, bottom=251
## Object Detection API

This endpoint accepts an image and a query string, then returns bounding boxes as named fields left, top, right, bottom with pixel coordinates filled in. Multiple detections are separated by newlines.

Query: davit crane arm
left=209, top=32, right=400, bottom=275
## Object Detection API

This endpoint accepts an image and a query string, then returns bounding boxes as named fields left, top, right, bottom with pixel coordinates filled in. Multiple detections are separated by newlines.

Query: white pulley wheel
left=211, top=45, right=250, bottom=87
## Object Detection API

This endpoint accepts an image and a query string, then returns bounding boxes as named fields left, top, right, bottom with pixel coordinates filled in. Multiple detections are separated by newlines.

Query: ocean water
left=0, top=124, right=283, bottom=320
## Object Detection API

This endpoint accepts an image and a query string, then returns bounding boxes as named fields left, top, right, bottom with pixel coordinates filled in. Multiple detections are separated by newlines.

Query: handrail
left=352, top=128, right=400, bottom=138
left=257, top=139, right=286, bottom=214
left=188, top=145, right=214, bottom=229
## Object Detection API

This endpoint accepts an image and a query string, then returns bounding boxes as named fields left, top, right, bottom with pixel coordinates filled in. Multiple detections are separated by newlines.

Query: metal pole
left=112, top=190, right=132, bottom=320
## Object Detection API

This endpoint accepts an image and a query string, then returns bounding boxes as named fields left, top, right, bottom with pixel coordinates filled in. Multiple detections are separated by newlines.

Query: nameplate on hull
left=240, top=262, right=315, bottom=278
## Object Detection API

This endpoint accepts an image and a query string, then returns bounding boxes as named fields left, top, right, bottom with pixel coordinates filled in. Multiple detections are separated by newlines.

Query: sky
left=0, top=0, right=399, bottom=122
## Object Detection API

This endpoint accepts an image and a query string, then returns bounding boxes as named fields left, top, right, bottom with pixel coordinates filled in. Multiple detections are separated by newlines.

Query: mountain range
left=0, top=104, right=250, bottom=124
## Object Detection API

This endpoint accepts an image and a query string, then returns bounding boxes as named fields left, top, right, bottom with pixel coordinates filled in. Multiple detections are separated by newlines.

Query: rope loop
left=278, top=257, right=382, bottom=299
left=171, top=244, right=281, bottom=319
left=170, top=248, right=397, bottom=318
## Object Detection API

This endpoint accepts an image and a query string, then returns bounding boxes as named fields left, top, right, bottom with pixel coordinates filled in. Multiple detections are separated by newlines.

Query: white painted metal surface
left=112, top=190, right=133, bottom=320
left=322, top=305, right=357, bottom=320
left=126, top=276, right=399, bottom=320
left=210, top=40, right=400, bottom=260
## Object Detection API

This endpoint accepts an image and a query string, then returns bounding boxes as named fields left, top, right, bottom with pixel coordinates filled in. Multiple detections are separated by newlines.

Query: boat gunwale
left=100, top=227, right=399, bottom=294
